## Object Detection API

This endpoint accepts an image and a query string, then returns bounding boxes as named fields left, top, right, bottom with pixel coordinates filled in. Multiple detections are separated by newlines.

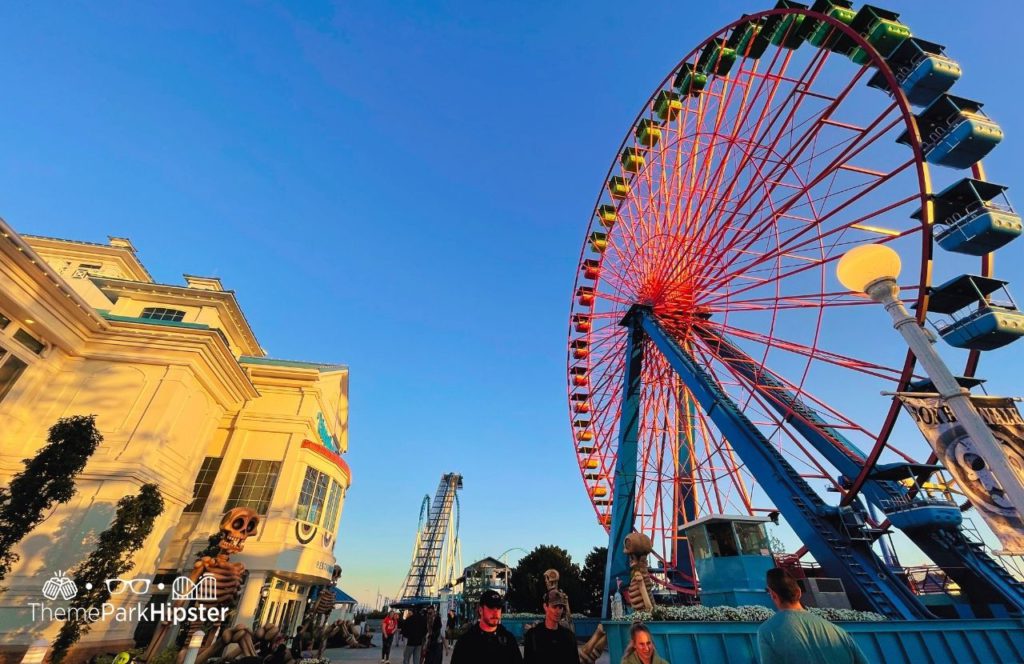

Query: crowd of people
left=355, top=567, right=868, bottom=664
left=373, top=605, right=459, bottom=664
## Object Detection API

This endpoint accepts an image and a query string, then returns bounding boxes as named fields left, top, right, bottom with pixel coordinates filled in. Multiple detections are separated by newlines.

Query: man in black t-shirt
left=524, top=589, right=580, bottom=664
left=400, top=608, right=428, bottom=664
left=451, top=590, right=523, bottom=664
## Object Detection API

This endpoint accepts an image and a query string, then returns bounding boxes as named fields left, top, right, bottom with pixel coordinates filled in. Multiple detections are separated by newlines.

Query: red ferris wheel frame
left=567, top=6, right=992, bottom=584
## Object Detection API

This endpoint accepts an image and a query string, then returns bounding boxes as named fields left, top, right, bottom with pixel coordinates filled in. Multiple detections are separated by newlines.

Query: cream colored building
left=0, top=219, right=351, bottom=661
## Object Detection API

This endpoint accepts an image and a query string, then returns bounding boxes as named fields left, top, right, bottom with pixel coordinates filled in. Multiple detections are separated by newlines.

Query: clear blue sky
left=1, top=1, right=1022, bottom=607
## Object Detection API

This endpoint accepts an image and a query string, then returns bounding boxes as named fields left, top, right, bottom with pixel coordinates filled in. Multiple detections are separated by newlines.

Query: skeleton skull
left=543, top=569, right=560, bottom=590
left=624, top=532, right=653, bottom=557
left=219, top=507, right=259, bottom=553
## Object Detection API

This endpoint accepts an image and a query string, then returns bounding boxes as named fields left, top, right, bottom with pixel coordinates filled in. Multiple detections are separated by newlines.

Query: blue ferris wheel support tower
left=695, top=326, right=1024, bottom=613
left=603, top=305, right=932, bottom=620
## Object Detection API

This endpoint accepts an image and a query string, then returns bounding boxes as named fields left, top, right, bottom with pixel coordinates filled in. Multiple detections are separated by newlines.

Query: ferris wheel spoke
left=693, top=342, right=846, bottom=492
left=686, top=47, right=797, bottom=218
left=643, top=35, right=811, bottom=280
left=699, top=319, right=907, bottom=382
left=698, top=108, right=906, bottom=286
left=692, top=329, right=887, bottom=441
left=681, top=84, right=744, bottom=244
left=700, top=215, right=917, bottom=310
left=664, top=48, right=831, bottom=278
left=690, top=48, right=833, bottom=256
left=688, top=385, right=755, bottom=513
left=696, top=61, right=876, bottom=263
left=691, top=329, right=925, bottom=468
left=704, top=280, right=921, bottom=309
left=681, top=396, right=721, bottom=515
left=712, top=154, right=916, bottom=283
left=700, top=102, right=898, bottom=276
left=702, top=289, right=876, bottom=312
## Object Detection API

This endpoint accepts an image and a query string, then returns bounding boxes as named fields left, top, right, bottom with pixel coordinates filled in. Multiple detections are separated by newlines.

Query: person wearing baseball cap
left=524, top=589, right=580, bottom=663
left=450, top=590, right=522, bottom=664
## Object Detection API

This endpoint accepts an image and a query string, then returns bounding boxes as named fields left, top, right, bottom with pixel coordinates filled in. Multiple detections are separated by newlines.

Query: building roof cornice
left=0, top=218, right=109, bottom=352
left=22, top=233, right=155, bottom=283
left=90, top=318, right=260, bottom=406
left=239, top=356, right=347, bottom=372
left=91, top=276, right=263, bottom=357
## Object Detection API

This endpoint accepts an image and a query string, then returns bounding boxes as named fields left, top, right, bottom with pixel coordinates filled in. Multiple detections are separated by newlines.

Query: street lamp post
left=836, top=244, right=1024, bottom=524
left=254, top=583, right=271, bottom=628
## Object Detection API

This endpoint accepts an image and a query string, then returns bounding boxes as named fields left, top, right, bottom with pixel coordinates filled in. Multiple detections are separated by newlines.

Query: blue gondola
left=925, top=274, right=1024, bottom=350
left=897, top=95, right=1003, bottom=169
left=912, top=179, right=1022, bottom=256
left=867, top=38, right=961, bottom=107
left=872, top=463, right=963, bottom=530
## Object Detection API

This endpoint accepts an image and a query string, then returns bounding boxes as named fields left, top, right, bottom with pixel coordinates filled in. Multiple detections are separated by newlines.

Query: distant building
left=0, top=222, right=351, bottom=660
left=459, top=557, right=510, bottom=610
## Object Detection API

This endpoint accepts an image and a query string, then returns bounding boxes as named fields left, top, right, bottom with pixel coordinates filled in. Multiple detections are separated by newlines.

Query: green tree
left=766, top=525, right=787, bottom=555
left=0, top=415, right=103, bottom=584
left=578, top=546, right=607, bottom=616
left=51, top=484, right=165, bottom=663
left=507, top=545, right=582, bottom=613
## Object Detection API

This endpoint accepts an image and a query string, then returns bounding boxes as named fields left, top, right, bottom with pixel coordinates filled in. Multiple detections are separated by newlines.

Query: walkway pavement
left=324, top=638, right=611, bottom=663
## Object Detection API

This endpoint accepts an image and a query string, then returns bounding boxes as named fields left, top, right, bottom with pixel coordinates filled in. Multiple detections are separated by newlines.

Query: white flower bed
left=619, top=605, right=887, bottom=623
left=503, top=613, right=588, bottom=619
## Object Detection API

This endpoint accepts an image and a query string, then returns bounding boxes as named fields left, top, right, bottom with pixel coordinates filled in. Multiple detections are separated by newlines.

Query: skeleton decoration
left=301, top=564, right=346, bottom=657
left=582, top=533, right=655, bottom=664
left=252, top=624, right=293, bottom=664
left=141, top=508, right=260, bottom=664
left=579, top=625, right=607, bottom=664
left=312, top=566, right=342, bottom=621
left=323, top=620, right=371, bottom=649
left=543, top=568, right=560, bottom=592
left=624, top=532, right=655, bottom=612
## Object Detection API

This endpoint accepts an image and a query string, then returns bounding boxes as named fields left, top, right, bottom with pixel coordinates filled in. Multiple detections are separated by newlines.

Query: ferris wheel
left=568, top=1, right=1024, bottom=616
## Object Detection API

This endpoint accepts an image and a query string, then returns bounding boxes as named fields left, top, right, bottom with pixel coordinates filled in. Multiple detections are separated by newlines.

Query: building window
left=140, top=307, right=186, bottom=322
left=224, top=459, right=281, bottom=515
left=322, top=480, right=343, bottom=533
left=0, top=312, right=10, bottom=330
left=13, top=328, right=45, bottom=355
left=296, top=467, right=330, bottom=524
left=71, top=263, right=102, bottom=279
left=0, top=348, right=28, bottom=403
left=184, top=457, right=223, bottom=513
